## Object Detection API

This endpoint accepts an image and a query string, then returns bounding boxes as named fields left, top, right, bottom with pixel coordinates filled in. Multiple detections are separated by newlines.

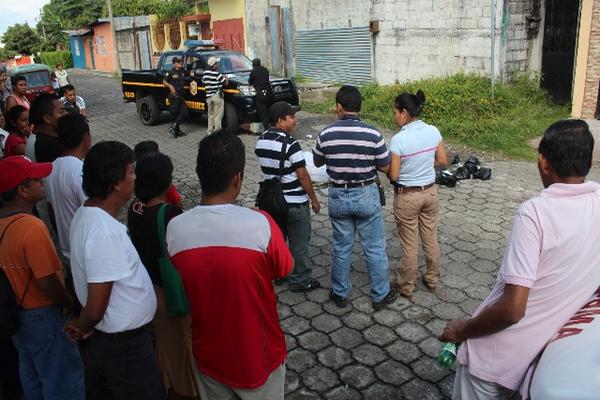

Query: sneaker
left=289, top=278, right=321, bottom=293
left=329, top=290, right=348, bottom=308
left=372, top=288, right=398, bottom=311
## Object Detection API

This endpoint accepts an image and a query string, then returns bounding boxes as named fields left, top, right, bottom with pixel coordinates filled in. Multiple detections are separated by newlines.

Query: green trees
left=1, top=24, right=42, bottom=55
left=38, top=0, right=105, bottom=49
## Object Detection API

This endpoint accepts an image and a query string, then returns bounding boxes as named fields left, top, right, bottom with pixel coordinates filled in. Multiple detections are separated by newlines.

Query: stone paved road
left=72, top=70, right=600, bottom=399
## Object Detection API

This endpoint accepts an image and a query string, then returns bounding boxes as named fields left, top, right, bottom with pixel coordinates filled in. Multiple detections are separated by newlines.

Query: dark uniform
left=249, top=59, right=273, bottom=130
left=164, top=64, right=187, bottom=137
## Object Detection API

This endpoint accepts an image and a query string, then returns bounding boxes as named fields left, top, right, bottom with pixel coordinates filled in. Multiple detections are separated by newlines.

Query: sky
left=0, top=0, right=51, bottom=39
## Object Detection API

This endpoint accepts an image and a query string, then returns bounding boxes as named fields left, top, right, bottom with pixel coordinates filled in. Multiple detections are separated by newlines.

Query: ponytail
left=394, top=90, right=426, bottom=117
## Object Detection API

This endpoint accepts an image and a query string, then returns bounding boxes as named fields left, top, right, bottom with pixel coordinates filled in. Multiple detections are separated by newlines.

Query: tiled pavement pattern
left=73, top=71, right=600, bottom=399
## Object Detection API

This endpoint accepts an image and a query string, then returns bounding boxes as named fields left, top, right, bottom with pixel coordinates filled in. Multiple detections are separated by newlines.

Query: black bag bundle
left=453, top=166, right=471, bottom=180
left=256, top=136, right=289, bottom=222
left=472, top=167, right=492, bottom=180
left=436, top=169, right=457, bottom=188
left=463, top=156, right=481, bottom=174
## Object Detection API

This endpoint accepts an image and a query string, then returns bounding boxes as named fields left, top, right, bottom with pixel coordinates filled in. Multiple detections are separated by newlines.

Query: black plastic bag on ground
left=453, top=166, right=471, bottom=180
left=472, top=167, right=492, bottom=180
left=463, top=156, right=481, bottom=174
left=436, top=169, right=457, bottom=188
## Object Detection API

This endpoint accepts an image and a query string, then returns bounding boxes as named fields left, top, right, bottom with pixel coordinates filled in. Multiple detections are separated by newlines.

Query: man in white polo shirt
left=65, top=141, right=166, bottom=400
left=440, top=119, right=600, bottom=399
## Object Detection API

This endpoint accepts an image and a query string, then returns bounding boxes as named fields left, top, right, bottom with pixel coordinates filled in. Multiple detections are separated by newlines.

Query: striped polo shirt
left=313, top=115, right=390, bottom=184
left=201, top=70, right=226, bottom=98
left=255, top=129, right=309, bottom=204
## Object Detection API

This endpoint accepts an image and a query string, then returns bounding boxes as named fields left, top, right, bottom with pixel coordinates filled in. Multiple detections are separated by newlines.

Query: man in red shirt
left=166, top=131, right=292, bottom=399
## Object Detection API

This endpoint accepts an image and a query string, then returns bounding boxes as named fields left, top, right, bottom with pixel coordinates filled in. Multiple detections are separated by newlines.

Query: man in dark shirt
left=162, top=57, right=187, bottom=138
left=248, top=58, right=273, bottom=131
left=29, top=93, right=67, bottom=162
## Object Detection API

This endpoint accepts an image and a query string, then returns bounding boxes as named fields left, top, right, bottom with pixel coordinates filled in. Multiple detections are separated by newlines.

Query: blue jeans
left=12, top=306, right=84, bottom=400
left=328, top=184, right=390, bottom=302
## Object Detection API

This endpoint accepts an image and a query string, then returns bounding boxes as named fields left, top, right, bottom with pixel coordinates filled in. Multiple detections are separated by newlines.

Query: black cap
left=173, top=57, right=183, bottom=63
left=269, top=101, right=299, bottom=123
left=252, top=58, right=261, bottom=67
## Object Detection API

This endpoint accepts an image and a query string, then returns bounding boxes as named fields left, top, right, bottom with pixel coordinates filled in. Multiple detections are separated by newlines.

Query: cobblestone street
left=74, top=70, right=600, bottom=400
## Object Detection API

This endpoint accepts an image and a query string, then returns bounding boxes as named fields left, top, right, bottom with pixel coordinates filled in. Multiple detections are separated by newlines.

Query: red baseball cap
left=0, top=156, right=52, bottom=193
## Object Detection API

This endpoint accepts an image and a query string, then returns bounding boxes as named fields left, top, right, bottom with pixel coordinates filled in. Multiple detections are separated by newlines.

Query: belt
left=330, top=180, right=375, bottom=189
left=94, top=323, right=149, bottom=341
left=288, top=201, right=309, bottom=208
left=393, top=182, right=434, bottom=194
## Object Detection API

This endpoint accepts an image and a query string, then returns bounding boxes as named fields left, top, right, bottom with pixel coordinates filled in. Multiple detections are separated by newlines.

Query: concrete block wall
left=582, top=0, right=600, bottom=119
left=502, top=0, right=533, bottom=78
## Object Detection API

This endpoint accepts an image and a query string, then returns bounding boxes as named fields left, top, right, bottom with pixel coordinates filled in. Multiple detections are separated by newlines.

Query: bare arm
left=64, top=282, right=113, bottom=340
left=5, top=96, right=16, bottom=111
left=434, top=141, right=448, bottom=168
left=386, top=153, right=401, bottom=181
left=440, top=284, right=530, bottom=343
left=11, top=143, right=25, bottom=156
left=377, top=162, right=390, bottom=174
left=296, top=166, right=320, bottom=213
left=37, top=273, right=74, bottom=309
left=162, top=79, right=177, bottom=96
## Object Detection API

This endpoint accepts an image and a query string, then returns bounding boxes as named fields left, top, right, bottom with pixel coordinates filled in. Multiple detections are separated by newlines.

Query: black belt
left=393, top=182, right=434, bottom=193
left=330, top=180, right=375, bottom=189
left=288, top=201, right=309, bottom=208
left=94, top=323, right=150, bottom=341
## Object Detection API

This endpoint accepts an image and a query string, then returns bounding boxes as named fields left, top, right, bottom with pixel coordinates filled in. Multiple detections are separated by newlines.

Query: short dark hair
left=335, top=85, right=362, bottom=112
left=134, top=140, right=159, bottom=160
left=4, top=105, right=28, bottom=133
left=394, top=90, right=426, bottom=117
left=62, top=84, right=75, bottom=93
left=134, top=153, right=173, bottom=203
left=10, top=74, right=26, bottom=86
left=252, top=58, right=261, bottom=67
left=196, top=131, right=245, bottom=196
left=538, top=119, right=594, bottom=178
left=29, top=93, right=59, bottom=126
left=57, top=113, right=89, bottom=150
left=83, top=141, right=135, bottom=199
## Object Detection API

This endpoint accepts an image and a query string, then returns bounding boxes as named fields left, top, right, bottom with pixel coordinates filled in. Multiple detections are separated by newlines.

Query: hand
left=311, top=200, right=321, bottom=214
left=439, top=319, right=468, bottom=344
left=170, top=89, right=178, bottom=97
left=64, top=318, right=94, bottom=341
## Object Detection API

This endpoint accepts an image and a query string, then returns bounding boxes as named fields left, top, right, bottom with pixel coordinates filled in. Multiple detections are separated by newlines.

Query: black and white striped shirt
left=201, top=70, right=226, bottom=98
left=255, top=129, right=308, bottom=204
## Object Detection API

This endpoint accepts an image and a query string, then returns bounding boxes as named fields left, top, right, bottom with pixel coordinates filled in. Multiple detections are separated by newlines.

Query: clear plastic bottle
left=437, top=342, right=457, bottom=368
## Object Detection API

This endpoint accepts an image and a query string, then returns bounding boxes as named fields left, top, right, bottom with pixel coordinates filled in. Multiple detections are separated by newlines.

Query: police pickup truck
left=121, top=40, right=299, bottom=130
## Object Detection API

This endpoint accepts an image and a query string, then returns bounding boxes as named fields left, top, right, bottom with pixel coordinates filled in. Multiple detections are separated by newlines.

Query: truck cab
left=122, top=40, right=299, bottom=131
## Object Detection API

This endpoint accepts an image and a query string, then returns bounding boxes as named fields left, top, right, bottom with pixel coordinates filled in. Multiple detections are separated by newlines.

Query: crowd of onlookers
left=0, top=71, right=599, bottom=400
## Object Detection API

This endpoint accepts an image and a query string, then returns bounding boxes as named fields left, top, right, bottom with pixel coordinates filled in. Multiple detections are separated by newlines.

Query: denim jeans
left=11, top=306, right=85, bottom=400
left=286, top=202, right=312, bottom=285
left=328, top=184, right=390, bottom=302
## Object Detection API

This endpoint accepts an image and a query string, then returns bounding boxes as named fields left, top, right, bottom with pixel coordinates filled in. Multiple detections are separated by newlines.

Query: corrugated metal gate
left=294, top=26, right=372, bottom=86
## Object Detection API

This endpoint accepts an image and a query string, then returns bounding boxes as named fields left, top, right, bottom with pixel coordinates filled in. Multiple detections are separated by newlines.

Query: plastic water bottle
left=437, top=342, right=457, bottom=368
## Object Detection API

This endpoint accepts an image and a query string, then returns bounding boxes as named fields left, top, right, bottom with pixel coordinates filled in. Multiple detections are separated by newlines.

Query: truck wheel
left=223, top=102, right=239, bottom=131
left=137, top=96, right=160, bottom=126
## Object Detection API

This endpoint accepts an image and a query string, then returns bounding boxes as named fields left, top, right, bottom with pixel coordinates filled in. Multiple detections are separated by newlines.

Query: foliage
left=38, top=0, right=105, bottom=50
left=302, top=74, right=570, bottom=159
left=1, top=24, right=42, bottom=55
left=0, top=47, right=17, bottom=62
left=156, top=0, right=194, bottom=22
left=40, top=51, right=74, bottom=69
left=103, top=0, right=163, bottom=17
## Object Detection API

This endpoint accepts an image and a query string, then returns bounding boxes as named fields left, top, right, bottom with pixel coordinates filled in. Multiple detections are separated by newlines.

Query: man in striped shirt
left=313, top=85, right=396, bottom=311
left=202, top=56, right=229, bottom=134
left=255, top=101, right=321, bottom=292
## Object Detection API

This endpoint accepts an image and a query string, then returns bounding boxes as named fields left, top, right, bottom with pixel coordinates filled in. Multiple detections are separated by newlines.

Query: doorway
left=540, top=0, right=580, bottom=103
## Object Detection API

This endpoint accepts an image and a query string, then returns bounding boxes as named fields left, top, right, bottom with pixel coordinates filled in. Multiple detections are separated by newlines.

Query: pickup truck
left=121, top=40, right=299, bottom=130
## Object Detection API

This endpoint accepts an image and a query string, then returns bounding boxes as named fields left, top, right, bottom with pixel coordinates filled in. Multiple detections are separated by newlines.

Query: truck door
left=184, top=55, right=207, bottom=113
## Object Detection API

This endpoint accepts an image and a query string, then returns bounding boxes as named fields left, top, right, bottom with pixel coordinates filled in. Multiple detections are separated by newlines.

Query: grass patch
left=302, top=74, right=570, bottom=160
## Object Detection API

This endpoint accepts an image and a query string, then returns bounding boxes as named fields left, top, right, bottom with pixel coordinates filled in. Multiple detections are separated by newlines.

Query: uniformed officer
left=248, top=58, right=273, bottom=131
left=163, top=57, right=187, bottom=138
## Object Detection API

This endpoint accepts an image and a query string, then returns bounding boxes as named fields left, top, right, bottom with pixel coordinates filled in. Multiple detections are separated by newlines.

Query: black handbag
left=256, top=135, right=289, bottom=222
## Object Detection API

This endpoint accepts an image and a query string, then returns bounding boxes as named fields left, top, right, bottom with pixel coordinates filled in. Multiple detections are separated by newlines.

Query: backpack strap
left=277, top=135, right=288, bottom=178
left=0, top=216, right=33, bottom=306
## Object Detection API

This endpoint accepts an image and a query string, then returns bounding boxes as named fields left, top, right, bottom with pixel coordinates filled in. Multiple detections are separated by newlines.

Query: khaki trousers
left=196, top=363, right=285, bottom=400
left=393, top=185, right=440, bottom=296
left=206, top=94, right=224, bottom=134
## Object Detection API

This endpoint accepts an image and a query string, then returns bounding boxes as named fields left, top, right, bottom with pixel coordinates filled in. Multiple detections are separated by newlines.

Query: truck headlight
left=238, top=85, right=256, bottom=96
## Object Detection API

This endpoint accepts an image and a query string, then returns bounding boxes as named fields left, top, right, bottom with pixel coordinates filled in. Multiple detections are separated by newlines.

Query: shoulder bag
left=156, top=205, right=190, bottom=317
left=256, top=135, right=289, bottom=221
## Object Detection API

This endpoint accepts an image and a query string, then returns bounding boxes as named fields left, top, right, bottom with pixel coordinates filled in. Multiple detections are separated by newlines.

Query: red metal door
left=213, top=18, right=245, bottom=53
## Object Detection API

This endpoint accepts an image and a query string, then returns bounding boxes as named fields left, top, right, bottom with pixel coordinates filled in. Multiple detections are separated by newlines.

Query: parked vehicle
left=122, top=40, right=299, bottom=130
left=8, top=63, right=56, bottom=103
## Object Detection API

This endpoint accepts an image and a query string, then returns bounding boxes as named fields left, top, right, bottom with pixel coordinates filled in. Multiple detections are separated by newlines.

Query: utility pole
left=39, top=8, right=47, bottom=42
left=106, top=0, right=121, bottom=75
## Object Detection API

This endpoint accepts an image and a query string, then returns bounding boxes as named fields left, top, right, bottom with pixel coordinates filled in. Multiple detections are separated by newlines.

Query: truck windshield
left=215, top=54, right=253, bottom=73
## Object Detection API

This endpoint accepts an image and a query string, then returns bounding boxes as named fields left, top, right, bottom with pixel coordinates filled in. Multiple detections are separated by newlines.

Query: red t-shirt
left=166, top=204, right=292, bottom=389
left=4, top=133, right=26, bottom=157
left=166, top=183, right=181, bottom=205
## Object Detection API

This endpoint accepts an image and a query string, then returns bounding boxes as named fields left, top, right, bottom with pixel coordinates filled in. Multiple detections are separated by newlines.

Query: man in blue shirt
left=313, top=85, right=396, bottom=311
